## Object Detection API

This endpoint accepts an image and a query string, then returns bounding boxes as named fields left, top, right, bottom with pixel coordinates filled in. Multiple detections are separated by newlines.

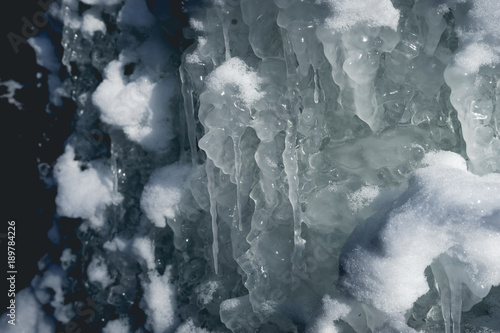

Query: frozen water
left=4, top=0, right=500, bottom=333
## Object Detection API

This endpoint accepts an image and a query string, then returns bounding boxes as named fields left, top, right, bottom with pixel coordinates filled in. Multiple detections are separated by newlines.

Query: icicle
left=431, top=255, right=465, bottom=333
left=206, top=159, right=219, bottom=274
left=179, top=65, right=198, bottom=165
left=232, top=135, right=243, bottom=231
left=283, top=117, right=305, bottom=282
left=280, top=27, right=306, bottom=288
left=222, top=23, right=231, bottom=61
left=216, top=6, right=231, bottom=61
left=313, top=69, right=319, bottom=104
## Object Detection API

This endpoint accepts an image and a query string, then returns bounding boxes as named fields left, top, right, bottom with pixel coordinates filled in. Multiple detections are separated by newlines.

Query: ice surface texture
left=8, top=0, right=500, bottom=332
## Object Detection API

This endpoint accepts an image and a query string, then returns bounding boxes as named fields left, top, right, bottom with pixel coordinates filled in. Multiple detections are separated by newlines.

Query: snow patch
left=0, top=80, right=23, bottom=110
left=206, top=57, right=264, bottom=107
left=141, top=267, right=178, bottom=333
left=175, top=319, right=210, bottom=333
left=92, top=58, right=177, bottom=152
left=132, top=237, right=156, bottom=270
left=87, top=256, right=113, bottom=288
left=54, top=145, right=122, bottom=229
left=141, top=162, right=192, bottom=227
left=324, top=0, right=400, bottom=32
left=0, top=288, right=55, bottom=332
left=339, top=151, right=500, bottom=317
left=103, top=318, right=131, bottom=333
left=82, top=8, right=107, bottom=37
left=309, top=296, right=351, bottom=333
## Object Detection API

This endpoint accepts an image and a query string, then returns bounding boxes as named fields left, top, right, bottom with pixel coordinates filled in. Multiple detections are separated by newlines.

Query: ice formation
left=3, top=0, right=500, bottom=332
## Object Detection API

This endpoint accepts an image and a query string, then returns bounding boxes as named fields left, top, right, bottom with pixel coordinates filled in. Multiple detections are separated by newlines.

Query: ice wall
left=9, top=0, right=500, bottom=333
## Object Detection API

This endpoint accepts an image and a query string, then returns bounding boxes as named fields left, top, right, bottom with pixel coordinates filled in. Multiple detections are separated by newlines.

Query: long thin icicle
left=232, top=135, right=243, bottom=231
left=206, top=158, right=219, bottom=274
left=283, top=116, right=305, bottom=280
left=180, top=65, right=199, bottom=166
left=314, top=69, right=319, bottom=104
left=216, top=6, right=231, bottom=61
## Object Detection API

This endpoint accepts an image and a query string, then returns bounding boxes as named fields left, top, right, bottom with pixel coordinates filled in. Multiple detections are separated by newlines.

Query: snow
left=92, top=57, right=177, bottom=152
left=175, top=319, right=210, bottom=333
left=31, top=265, right=71, bottom=323
left=189, top=18, right=204, bottom=32
left=206, top=57, right=264, bottom=107
left=220, top=298, right=240, bottom=311
left=87, top=256, right=114, bottom=288
left=309, top=296, right=351, bottom=333
left=141, top=162, right=192, bottom=228
left=0, top=288, right=55, bottom=333
left=80, top=0, right=122, bottom=5
left=19, top=0, right=500, bottom=332
left=339, top=151, right=500, bottom=317
left=469, top=0, right=500, bottom=39
left=54, top=145, right=122, bottom=229
left=60, top=249, right=77, bottom=270
left=448, top=0, right=500, bottom=73
left=0, top=80, right=23, bottom=110
left=141, top=267, right=178, bottom=333
left=324, top=0, right=400, bottom=32
left=347, top=185, right=380, bottom=213
left=196, top=280, right=219, bottom=305
left=103, top=318, right=131, bottom=333
left=133, top=237, right=156, bottom=270
left=103, top=237, right=128, bottom=252
left=27, top=32, right=60, bottom=73
left=186, top=37, right=208, bottom=64
left=455, top=43, right=499, bottom=74
left=82, top=8, right=107, bottom=37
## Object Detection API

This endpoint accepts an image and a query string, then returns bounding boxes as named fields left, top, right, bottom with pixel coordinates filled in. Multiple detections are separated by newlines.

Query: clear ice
left=5, top=0, right=500, bottom=332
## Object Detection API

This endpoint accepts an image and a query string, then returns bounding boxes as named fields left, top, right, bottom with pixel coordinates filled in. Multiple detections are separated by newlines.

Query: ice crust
left=20, top=0, right=500, bottom=332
